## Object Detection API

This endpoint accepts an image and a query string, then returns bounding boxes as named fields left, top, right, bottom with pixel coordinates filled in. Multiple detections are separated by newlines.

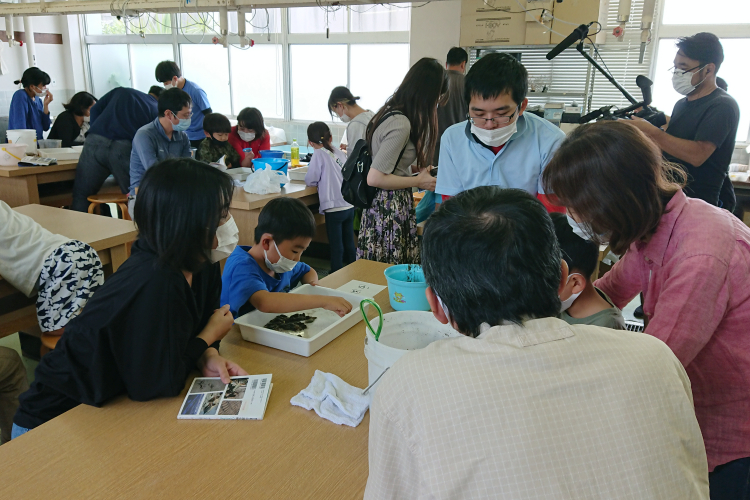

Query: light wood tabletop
left=0, top=160, right=78, bottom=207
left=0, top=260, right=395, bottom=499
left=230, top=182, right=322, bottom=246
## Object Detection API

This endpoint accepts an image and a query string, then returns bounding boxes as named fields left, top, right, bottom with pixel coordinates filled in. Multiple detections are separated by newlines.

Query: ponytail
left=16, top=67, right=51, bottom=88
left=307, top=121, right=334, bottom=153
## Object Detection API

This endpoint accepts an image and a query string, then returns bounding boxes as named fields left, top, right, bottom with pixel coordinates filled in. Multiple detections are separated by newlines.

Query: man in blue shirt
left=71, top=86, right=162, bottom=212
left=155, top=61, right=212, bottom=149
left=435, top=53, right=566, bottom=213
left=128, top=88, right=192, bottom=215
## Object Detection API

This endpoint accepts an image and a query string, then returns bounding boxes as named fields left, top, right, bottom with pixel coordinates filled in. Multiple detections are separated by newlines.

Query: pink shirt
left=596, top=190, right=750, bottom=471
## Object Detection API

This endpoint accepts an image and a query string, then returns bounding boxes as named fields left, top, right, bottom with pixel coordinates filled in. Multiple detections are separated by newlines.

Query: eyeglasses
left=468, top=107, right=519, bottom=126
left=668, top=64, right=705, bottom=76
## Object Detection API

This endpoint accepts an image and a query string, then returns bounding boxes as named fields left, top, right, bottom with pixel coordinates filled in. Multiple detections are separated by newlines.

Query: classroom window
left=349, top=44, right=409, bottom=112
left=179, top=44, right=231, bottom=115
left=652, top=38, right=750, bottom=142
left=349, top=4, right=410, bottom=32
left=242, top=9, right=282, bottom=34
left=662, top=0, right=750, bottom=25
left=130, top=44, right=174, bottom=94
left=230, top=44, right=284, bottom=119
left=290, top=45, right=348, bottom=122
left=88, top=44, right=130, bottom=96
left=288, top=7, right=347, bottom=34
left=85, top=14, right=126, bottom=35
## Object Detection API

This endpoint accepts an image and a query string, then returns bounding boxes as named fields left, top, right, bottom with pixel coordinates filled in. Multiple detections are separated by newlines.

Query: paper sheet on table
left=336, top=280, right=386, bottom=298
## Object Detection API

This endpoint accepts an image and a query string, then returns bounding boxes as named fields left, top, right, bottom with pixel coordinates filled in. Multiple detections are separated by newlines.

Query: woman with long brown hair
left=358, top=57, right=447, bottom=264
left=543, top=120, right=750, bottom=495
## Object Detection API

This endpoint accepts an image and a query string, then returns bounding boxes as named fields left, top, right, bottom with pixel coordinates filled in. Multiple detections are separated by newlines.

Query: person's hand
left=44, top=90, right=53, bottom=106
left=416, top=167, right=437, bottom=191
left=322, top=297, right=353, bottom=317
left=339, top=143, right=347, bottom=151
left=308, top=279, right=320, bottom=286
left=624, top=116, right=657, bottom=137
left=198, top=304, right=234, bottom=345
left=241, top=154, right=254, bottom=168
left=199, top=350, right=248, bottom=384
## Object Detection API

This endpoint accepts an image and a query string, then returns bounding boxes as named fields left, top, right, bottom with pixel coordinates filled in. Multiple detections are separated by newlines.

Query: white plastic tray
left=38, top=147, right=80, bottom=160
left=235, top=284, right=368, bottom=357
left=288, top=165, right=308, bottom=182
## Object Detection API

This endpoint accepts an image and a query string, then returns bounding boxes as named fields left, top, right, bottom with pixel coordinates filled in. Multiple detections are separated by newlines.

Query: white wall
left=409, top=0, right=461, bottom=66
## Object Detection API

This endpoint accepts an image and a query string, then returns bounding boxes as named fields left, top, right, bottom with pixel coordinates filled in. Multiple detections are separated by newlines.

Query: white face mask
left=338, top=112, right=351, bottom=123
left=83, top=116, right=91, bottom=123
left=164, top=80, right=176, bottom=90
left=471, top=120, right=517, bottom=148
left=34, top=87, right=47, bottom=98
left=436, top=294, right=452, bottom=323
left=559, top=273, right=584, bottom=312
left=210, top=215, right=240, bottom=263
left=566, top=214, right=610, bottom=246
left=264, top=240, right=298, bottom=274
left=239, top=131, right=256, bottom=142
left=671, top=66, right=706, bottom=96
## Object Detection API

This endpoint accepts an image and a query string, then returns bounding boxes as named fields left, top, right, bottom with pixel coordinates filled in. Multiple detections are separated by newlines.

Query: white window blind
left=467, top=0, right=659, bottom=113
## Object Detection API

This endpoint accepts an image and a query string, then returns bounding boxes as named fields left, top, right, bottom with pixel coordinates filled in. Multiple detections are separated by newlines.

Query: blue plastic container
left=252, top=157, right=289, bottom=187
left=384, top=264, right=430, bottom=311
left=259, top=150, right=284, bottom=158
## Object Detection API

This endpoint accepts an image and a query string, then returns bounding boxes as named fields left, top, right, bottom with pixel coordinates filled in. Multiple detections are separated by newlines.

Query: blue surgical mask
left=173, top=116, right=191, bottom=132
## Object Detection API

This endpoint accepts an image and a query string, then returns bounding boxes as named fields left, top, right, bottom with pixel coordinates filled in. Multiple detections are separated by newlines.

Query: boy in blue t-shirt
left=221, top=197, right=353, bottom=318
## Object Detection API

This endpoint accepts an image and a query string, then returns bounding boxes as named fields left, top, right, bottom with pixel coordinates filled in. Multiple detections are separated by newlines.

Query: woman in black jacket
left=12, top=158, right=245, bottom=438
left=48, top=91, right=97, bottom=147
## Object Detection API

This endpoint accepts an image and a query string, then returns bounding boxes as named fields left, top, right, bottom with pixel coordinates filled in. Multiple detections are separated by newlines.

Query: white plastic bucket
left=363, top=310, right=461, bottom=392
left=6, top=129, right=37, bottom=154
left=0, top=143, right=26, bottom=166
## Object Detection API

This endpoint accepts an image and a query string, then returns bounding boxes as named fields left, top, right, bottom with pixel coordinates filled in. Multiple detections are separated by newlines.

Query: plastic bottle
left=291, top=139, right=300, bottom=167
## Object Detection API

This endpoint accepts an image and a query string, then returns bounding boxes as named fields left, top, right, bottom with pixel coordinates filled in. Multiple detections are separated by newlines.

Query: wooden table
left=0, top=160, right=78, bottom=207
left=230, top=181, right=323, bottom=246
left=0, top=205, right=138, bottom=338
left=0, top=260, right=394, bottom=499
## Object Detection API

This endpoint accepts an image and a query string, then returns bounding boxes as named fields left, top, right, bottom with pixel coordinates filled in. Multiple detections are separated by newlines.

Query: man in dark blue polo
left=71, top=86, right=163, bottom=212
left=128, top=88, right=192, bottom=215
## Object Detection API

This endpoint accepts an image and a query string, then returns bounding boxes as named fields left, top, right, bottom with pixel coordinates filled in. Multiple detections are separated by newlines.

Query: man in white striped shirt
left=365, top=186, right=709, bottom=500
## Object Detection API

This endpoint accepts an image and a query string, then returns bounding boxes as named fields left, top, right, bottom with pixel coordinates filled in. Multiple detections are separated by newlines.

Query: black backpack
left=340, top=111, right=408, bottom=208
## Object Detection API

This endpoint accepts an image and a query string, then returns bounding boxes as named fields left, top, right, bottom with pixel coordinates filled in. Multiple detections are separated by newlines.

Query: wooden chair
left=87, top=193, right=130, bottom=220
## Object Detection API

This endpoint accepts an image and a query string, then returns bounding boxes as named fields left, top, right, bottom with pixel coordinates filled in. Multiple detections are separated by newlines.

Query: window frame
left=82, top=8, right=409, bottom=123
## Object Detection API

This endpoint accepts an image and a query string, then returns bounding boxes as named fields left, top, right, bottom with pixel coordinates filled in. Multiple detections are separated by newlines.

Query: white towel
left=290, top=370, right=372, bottom=427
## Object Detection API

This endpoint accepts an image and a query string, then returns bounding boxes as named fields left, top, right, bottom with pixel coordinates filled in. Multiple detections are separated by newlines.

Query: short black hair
left=446, top=47, right=468, bottom=67
left=63, top=91, right=97, bottom=116
left=14, top=67, right=51, bottom=88
left=327, top=86, right=359, bottom=116
left=550, top=212, right=599, bottom=280
left=422, top=187, right=561, bottom=337
left=155, top=60, right=182, bottom=83
left=676, top=32, right=724, bottom=71
left=236, top=107, right=266, bottom=138
left=158, top=88, right=192, bottom=117
left=464, top=52, right=528, bottom=107
left=254, top=197, right=316, bottom=244
left=716, top=76, right=728, bottom=91
left=148, top=86, right=164, bottom=98
left=203, top=113, right=232, bottom=134
left=134, top=158, right=234, bottom=274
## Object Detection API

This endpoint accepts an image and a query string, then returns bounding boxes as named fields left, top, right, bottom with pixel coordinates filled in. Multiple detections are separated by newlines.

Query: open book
left=178, top=374, right=272, bottom=420
left=18, top=156, right=57, bottom=166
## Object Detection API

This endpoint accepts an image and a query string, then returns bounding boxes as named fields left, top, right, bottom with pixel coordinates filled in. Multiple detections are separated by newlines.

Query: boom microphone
left=546, top=23, right=592, bottom=60
left=635, top=75, right=653, bottom=106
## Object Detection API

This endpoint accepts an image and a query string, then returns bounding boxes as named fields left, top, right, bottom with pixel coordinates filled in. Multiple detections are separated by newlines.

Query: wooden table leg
left=110, top=244, right=129, bottom=272
left=230, top=207, right=261, bottom=246
left=0, top=175, right=39, bottom=208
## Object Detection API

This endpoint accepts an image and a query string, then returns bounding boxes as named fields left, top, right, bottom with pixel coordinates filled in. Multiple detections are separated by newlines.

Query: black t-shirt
left=14, top=239, right=222, bottom=430
left=665, top=88, right=740, bottom=206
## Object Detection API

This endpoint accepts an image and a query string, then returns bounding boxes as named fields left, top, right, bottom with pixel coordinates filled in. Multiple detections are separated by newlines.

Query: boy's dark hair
left=155, top=60, right=182, bottom=83
left=676, top=32, right=724, bottom=71
left=14, top=67, right=51, bottom=88
left=550, top=212, right=599, bottom=280
left=158, top=88, right=192, bottom=117
left=422, top=186, right=561, bottom=337
left=307, top=121, right=333, bottom=153
left=446, top=47, right=468, bottom=67
left=464, top=52, right=528, bottom=107
left=237, top=107, right=266, bottom=139
left=327, top=86, right=359, bottom=117
left=254, top=197, right=316, bottom=244
left=203, top=113, right=232, bottom=134
left=148, top=86, right=165, bottom=98
left=135, top=158, right=234, bottom=274
left=63, top=91, right=97, bottom=116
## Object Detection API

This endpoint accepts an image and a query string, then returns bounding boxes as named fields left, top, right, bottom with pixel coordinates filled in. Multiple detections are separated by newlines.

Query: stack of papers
left=178, top=374, right=272, bottom=420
